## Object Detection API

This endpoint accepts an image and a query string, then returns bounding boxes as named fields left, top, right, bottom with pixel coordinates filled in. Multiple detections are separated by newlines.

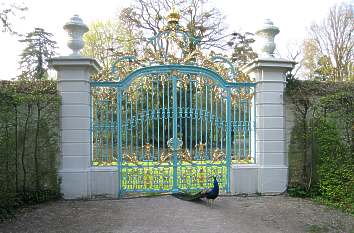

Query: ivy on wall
left=0, top=80, right=60, bottom=221
left=286, top=78, right=354, bottom=213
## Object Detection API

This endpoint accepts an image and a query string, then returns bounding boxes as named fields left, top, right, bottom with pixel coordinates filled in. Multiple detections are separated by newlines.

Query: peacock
left=173, top=177, right=219, bottom=206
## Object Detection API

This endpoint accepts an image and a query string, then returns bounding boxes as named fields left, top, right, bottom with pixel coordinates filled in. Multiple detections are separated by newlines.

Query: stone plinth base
left=59, top=167, right=119, bottom=199
left=230, top=165, right=288, bottom=194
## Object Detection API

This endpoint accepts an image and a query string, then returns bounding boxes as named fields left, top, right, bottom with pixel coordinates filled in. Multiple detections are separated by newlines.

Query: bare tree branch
left=309, top=3, right=353, bottom=81
left=119, top=0, right=227, bottom=52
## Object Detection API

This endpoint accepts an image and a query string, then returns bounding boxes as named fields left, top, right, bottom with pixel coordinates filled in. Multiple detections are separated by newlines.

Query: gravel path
left=0, top=195, right=353, bottom=233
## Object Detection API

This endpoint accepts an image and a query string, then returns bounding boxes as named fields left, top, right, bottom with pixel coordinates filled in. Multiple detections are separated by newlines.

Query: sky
left=0, top=0, right=346, bottom=80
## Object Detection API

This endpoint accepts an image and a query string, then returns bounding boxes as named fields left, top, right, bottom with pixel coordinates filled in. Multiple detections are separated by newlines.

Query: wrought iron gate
left=90, top=9, right=256, bottom=196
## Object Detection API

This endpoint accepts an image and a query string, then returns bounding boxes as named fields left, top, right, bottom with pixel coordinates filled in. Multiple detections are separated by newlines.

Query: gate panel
left=230, top=85, right=255, bottom=163
left=174, top=74, right=229, bottom=192
left=120, top=75, right=175, bottom=193
left=117, top=72, right=231, bottom=194
left=91, top=65, right=256, bottom=196
left=91, top=86, right=118, bottom=165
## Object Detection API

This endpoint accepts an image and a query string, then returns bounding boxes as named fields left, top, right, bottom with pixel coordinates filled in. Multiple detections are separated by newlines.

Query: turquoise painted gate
left=90, top=11, right=256, bottom=196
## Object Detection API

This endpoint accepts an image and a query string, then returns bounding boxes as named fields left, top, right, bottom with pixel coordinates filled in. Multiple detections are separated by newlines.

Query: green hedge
left=314, top=119, right=353, bottom=211
left=286, top=79, right=354, bottom=214
left=0, top=80, right=60, bottom=221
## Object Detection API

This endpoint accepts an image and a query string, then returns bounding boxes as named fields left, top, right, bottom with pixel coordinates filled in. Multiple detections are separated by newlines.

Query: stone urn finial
left=63, top=15, right=89, bottom=56
left=255, top=19, right=279, bottom=57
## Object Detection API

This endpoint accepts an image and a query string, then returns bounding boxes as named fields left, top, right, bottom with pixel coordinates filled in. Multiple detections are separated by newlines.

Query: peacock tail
left=172, top=190, right=207, bottom=201
left=173, top=177, right=219, bottom=202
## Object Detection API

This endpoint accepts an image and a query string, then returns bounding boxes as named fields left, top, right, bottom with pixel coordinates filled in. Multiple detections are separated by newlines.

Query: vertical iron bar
left=248, top=92, right=251, bottom=159
left=205, top=84, right=208, bottom=158
left=195, top=80, right=198, bottom=158
left=179, top=79, right=182, bottom=141
left=172, top=75, right=178, bottom=192
left=141, top=90, right=144, bottom=160
left=162, top=79, right=165, bottom=154
left=105, top=99, right=109, bottom=162
left=94, top=94, right=99, bottom=163
left=111, top=94, right=114, bottom=163
left=135, top=93, right=138, bottom=160
left=179, top=79, right=182, bottom=189
left=90, top=88, right=93, bottom=165
left=117, top=88, right=122, bottom=197
left=167, top=79, right=170, bottom=142
left=146, top=81, right=149, bottom=150
left=243, top=98, right=246, bottom=160
left=157, top=79, right=160, bottom=161
left=99, top=98, right=103, bottom=162
left=200, top=80, right=203, bottom=144
left=253, top=88, right=256, bottom=163
left=189, top=79, right=192, bottom=155
left=233, top=96, right=236, bottom=162
left=238, top=92, right=241, bottom=160
left=184, top=82, right=187, bottom=151
left=210, top=87, right=213, bottom=158
left=226, top=89, right=231, bottom=193
left=215, top=95, right=218, bottom=149
left=152, top=78, right=155, bottom=160
left=125, top=93, right=128, bottom=157
left=220, top=95, right=223, bottom=152
left=130, top=94, right=133, bottom=158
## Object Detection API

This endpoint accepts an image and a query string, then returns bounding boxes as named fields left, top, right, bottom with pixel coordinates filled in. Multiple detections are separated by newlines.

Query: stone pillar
left=243, top=19, right=295, bottom=193
left=49, top=15, right=100, bottom=199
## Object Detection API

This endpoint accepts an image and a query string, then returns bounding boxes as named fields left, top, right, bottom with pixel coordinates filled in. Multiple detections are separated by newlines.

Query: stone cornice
left=49, top=56, right=101, bottom=74
left=242, top=57, right=296, bottom=74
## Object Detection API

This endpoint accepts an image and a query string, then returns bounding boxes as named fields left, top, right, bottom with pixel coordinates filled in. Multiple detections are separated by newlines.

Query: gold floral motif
left=195, top=142, right=206, bottom=160
left=123, top=153, right=138, bottom=165
left=212, top=149, right=225, bottom=163
left=144, top=170, right=151, bottom=188
left=237, top=72, right=254, bottom=82
left=180, top=149, right=192, bottom=163
left=198, top=168, right=205, bottom=186
left=109, top=8, right=255, bottom=86
left=159, top=151, right=172, bottom=164
left=112, top=47, right=255, bottom=85
left=144, top=143, right=152, bottom=160
left=166, top=6, right=181, bottom=27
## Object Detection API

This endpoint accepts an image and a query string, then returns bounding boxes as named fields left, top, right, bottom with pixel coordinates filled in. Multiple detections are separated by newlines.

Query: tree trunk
left=15, top=105, right=19, bottom=192
left=302, top=105, right=311, bottom=190
left=33, top=102, right=41, bottom=190
left=5, top=125, right=10, bottom=191
left=21, top=104, right=31, bottom=193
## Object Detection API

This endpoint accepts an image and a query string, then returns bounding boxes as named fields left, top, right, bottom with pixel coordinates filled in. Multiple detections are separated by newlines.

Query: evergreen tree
left=19, top=28, right=57, bottom=80
left=229, top=32, right=257, bottom=68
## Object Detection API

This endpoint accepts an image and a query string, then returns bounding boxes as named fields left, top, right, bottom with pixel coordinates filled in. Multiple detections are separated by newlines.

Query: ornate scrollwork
left=123, top=153, right=139, bottom=165
left=143, top=143, right=153, bottom=161
left=212, top=149, right=225, bottom=163
left=159, top=151, right=172, bottom=164
left=110, top=8, right=255, bottom=84
left=179, top=149, right=192, bottom=163
left=167, top=137, right=183, bottom=151
left=195, top=142, right=206, bottom=160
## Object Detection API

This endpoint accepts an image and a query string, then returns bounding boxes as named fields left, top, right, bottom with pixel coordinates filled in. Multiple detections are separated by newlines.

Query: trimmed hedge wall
left=286, top=79, right=354, bottom=214
left=0, top=80, right=60, bottom=221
